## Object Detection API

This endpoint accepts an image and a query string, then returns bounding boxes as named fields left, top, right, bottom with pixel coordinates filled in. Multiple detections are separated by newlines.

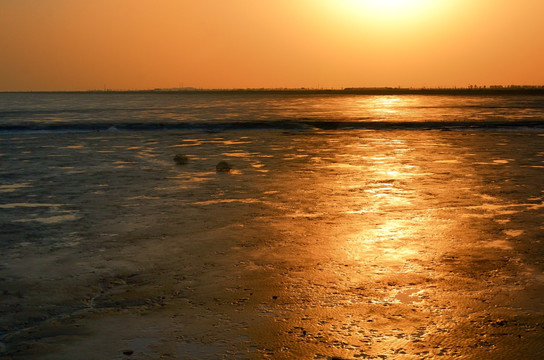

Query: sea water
left=1, top=92, right=544, bottom=132
left=1, top=92, right=544, bottom=359
left=1, top=92, right=541, bottom=247
left=1, top=92, right=543, bottom=245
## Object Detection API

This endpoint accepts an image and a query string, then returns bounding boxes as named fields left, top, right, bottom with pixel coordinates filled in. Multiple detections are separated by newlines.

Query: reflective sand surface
left=1, top=129, right=544, bottom=359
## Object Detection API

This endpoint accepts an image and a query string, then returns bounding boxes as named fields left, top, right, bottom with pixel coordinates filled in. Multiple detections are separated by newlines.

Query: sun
left=347, top=0, right=430, bottom=16
left=328, top=0, right=443, bottom=29
left=367, top=0, right=422, bottom=11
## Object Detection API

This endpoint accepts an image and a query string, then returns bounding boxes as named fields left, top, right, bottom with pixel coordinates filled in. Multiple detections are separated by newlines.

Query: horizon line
left=2, top=85, right=544, bottom=95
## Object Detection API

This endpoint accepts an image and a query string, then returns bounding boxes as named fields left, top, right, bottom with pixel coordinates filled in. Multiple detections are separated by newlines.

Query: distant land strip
left=3, top=87, right=544, bottom=96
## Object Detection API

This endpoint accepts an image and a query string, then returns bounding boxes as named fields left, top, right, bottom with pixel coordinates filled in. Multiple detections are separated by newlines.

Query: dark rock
left=173, top=154, right=188, bottom=165
left=216, top=160, right=232, bottom=172
left=123, top=349, right=134, bottom=356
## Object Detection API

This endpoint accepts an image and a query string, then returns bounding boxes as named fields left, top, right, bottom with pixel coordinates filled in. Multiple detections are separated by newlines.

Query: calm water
left=1, top=92, right=544, bottom=131
left=1, top=93, right=544, bottom=359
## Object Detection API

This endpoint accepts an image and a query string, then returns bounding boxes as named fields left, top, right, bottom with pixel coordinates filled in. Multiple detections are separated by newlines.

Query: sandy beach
left=1, top=128, right=543, bottom=359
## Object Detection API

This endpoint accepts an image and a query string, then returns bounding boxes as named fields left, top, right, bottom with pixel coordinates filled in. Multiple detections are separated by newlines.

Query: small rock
left=272, top=295, right=278, bottom=300
left=216, top=160, right=232, bottom=172
left=123, top=349, right=134, bottom=356
left=173, top=154, right=188, bottom=165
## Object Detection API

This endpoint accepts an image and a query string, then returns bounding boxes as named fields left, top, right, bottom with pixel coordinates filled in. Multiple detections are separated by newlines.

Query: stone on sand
left=173, top=154, right=188, bottom=165
left=216, top=160, right=232, bottom=172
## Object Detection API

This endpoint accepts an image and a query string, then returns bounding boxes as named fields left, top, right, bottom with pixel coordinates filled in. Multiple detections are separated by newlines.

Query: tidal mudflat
left=1, top=128, right=543, bottom=359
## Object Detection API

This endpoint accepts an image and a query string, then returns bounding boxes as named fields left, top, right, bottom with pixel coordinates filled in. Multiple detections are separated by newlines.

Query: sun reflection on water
left=241, top=129, right=544, bottom=359
left=369, top=96, right=410, bottom=118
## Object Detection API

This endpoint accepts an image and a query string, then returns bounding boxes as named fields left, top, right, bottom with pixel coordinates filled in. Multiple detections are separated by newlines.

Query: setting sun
left=350, top=0, right=428, bottom=13
left=337, top=0, right=444, bottom=24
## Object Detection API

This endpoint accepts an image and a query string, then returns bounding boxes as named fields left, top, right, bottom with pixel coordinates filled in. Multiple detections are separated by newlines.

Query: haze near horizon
left=1, top=0, right=543, bottom=91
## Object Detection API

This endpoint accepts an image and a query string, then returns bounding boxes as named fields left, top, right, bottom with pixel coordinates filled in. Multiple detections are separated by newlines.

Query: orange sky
left=1, top=0, right=543, bottom=91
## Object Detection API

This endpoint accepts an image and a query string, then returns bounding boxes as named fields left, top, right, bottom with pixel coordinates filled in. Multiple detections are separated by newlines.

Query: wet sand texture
left=1, top=130, right=543, bottom=359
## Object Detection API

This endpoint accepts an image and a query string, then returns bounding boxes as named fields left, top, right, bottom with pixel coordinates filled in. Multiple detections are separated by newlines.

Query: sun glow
left=348, top=0, right=429, bottom=13
left=364, top=0, right=425, bottom=11
left=337, top=0, right=441, bottom=26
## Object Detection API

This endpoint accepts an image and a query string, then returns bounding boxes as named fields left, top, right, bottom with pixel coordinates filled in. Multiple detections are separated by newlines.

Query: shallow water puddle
left=393, top=288, right=421, bottom=304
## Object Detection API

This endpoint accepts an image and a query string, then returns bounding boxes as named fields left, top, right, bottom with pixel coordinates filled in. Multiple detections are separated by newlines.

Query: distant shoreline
left=2, top=87, right=544, bottom=96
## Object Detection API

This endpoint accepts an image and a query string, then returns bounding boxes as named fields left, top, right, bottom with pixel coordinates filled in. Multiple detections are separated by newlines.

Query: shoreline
left=1, top=129, right=543, bottom=359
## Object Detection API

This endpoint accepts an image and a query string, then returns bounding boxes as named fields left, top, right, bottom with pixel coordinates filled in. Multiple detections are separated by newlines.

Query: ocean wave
left=1, top=120, right=544, bottom=134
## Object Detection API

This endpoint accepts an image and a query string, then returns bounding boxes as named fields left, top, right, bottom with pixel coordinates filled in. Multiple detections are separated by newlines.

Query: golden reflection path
left=239, top=128, right=544, bottom=359
left=340, top=95, right=422, bottom=121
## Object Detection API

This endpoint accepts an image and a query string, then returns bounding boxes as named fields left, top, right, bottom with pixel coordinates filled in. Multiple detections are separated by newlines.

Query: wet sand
left=1, top=130, right=544, bottom=359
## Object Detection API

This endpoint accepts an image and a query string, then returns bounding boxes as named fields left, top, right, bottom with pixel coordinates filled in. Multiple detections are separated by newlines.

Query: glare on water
left=1, top=94, right=543, bottom=359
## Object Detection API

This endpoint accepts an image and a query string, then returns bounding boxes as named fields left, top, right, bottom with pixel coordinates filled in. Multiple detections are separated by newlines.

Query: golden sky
left=1, top=0, right=543, bottom=91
